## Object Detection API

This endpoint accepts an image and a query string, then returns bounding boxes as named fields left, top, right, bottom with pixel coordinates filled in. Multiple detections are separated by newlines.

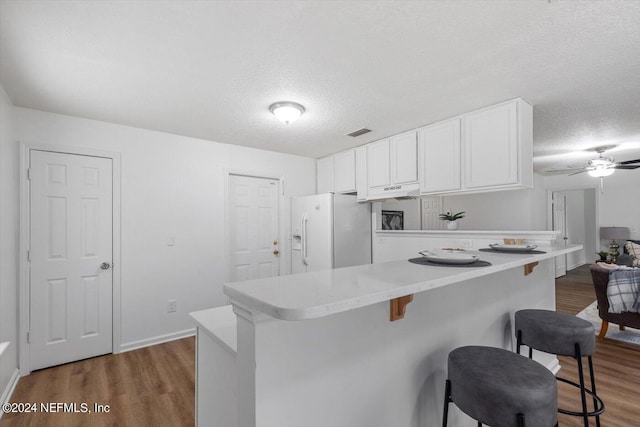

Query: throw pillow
left=625, top=240, right=640, bottom=267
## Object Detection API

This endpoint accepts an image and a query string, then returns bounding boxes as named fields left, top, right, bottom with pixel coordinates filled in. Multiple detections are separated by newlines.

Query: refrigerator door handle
left=302, top=213, right=309, bottom=266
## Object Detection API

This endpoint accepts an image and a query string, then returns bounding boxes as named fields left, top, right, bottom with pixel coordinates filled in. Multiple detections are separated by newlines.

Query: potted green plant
left=439, top=211, right=465, bottom=230
left=596, top=251, right=609, bottom=262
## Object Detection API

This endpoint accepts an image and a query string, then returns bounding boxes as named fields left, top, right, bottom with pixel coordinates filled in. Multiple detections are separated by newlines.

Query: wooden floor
left=555, top=264, right=640, bottom=427
left=0, top=338, right=195, bottom=427
left=2, top=264, right=639, bottom=426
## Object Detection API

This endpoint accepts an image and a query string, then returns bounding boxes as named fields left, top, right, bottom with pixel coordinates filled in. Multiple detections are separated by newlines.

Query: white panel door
left=228, top=175, right=279, bottom=282
left=421, top=197, right=443, bottom=230
left=30, top=150, right=113, bottom=370
left=553, top=192, right=567, bottom=278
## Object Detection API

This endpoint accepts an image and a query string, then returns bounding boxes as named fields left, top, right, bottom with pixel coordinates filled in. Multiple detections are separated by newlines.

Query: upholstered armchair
left=590, top=264, right=640, bottom=339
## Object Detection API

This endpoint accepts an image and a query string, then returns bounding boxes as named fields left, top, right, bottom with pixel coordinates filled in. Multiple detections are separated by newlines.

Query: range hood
left=366, top=182, right=420, bottom=201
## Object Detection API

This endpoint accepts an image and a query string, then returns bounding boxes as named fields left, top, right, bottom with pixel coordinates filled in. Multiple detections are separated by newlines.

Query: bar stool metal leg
left=575, top=345, right=589, bottom=427
left=588, top=355, right=601, bottom=427
left=442, top=379, right=451, bottom=427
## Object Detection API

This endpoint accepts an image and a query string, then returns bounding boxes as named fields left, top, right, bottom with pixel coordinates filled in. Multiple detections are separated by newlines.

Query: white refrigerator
left=291, top=193, right=372, bottom=274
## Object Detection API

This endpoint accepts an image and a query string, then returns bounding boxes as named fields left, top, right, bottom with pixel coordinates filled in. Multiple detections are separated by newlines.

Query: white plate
left=488, top=244, right=537, bottom=252
left=419, top=249, right=480, bottom=265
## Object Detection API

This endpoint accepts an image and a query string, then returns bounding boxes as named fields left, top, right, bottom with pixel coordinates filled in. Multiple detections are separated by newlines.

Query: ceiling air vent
left=346, top=128, right=372, bottom=137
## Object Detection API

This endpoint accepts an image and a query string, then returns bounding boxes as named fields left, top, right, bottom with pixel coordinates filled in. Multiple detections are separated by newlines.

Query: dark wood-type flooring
left=1, top=338, right=195, bottom=427
left=2, top=264, right=639, bottom=426
left=555, top=264, right=640, bottom=427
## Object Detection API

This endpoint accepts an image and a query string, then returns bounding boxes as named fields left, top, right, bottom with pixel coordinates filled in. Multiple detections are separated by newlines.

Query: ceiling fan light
left=587, top=165, right=615, bottom=177
left=269, top=102, right=305, bottom=124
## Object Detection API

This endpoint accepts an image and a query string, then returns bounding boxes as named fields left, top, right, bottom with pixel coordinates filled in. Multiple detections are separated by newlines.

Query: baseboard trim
left=546, top=357, right=561, bottom=375
left=0, top=369, right=21, bottom=420
left=119, top=328, right=195, bottom=353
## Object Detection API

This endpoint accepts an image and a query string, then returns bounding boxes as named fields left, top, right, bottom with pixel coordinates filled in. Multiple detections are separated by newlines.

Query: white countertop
left=190, top=305, right=237, bottom=354
left=224, top=244, right=582, bottom=321
left=375, top=229, right=561, bottom=236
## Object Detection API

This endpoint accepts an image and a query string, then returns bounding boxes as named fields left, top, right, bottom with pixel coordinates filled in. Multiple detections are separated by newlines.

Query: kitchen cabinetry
left=333, top=149, right=356, bottom=193
left=463, top=99, right=532, bottom=189
left=355, top=146, right=368, bottom=201
left=319, top=98, right=532, bottom=199
left=316, top=156, right=334, bottom=194
left=419, top=119, right=461, bottom=193
left=316, top=148, right=358, bottom=194
left=419, top=98, right=533, bottom=195
left=366, top=131, right=419, bottom=200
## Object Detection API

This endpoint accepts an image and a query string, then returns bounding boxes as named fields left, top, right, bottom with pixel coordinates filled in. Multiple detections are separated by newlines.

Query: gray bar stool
left=443, top=346, right=558, bottom=427
left=515, top=309, right=604, bottom=427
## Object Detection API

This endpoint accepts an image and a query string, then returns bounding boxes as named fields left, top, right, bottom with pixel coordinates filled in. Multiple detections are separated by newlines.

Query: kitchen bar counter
left=224, top=244, right=580, bottom=321
left=199, top=244, right=582, bottom=427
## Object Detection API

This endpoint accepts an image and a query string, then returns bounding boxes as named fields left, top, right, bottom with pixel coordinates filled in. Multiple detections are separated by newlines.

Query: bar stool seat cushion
left=515, top=309, right=595, bottom=357
left=448, top=346, right=557, bottom=427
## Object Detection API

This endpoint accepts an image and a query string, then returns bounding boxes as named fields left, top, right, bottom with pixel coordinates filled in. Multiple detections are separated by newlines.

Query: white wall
left=14, top=107, right=316, bottom=351
left=440, top=174, right=548, bottom=230
left=545, top=170, right=640, bottom=241
left=0, top=83, right=19, bottom=400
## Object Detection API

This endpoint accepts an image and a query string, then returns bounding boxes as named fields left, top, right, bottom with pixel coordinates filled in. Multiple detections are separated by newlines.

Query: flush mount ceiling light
left=269, top=101, right=305, bottom=124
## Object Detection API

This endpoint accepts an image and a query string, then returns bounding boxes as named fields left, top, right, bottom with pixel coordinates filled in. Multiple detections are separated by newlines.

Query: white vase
left=447, top=221, right=458, bottom=230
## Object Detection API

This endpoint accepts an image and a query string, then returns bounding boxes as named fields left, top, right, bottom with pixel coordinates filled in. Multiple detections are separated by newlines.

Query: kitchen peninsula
left=192, top=243, right=581, bottom=427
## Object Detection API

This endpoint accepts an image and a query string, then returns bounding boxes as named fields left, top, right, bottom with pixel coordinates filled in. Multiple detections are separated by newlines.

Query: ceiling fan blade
left=614, top=165, right=640, bottom=170
left=617, top=158, right=640, bottom=165
left=568, top=169, right=588, bottom=176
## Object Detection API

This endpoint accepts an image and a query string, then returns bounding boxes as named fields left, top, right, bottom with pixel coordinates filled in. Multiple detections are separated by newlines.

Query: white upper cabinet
left=333, top=149, right=356, bottom=193
left=316, top=156, right=334, bottom=194
left=419, top=119, right=461, bottom=193
left=320, top=98, right=532, bottom=199
left=355, top=146, right=368, bottom=201
left=316, top=148, right=359, bottom=195
left=463, top=100, right=519, bottom=189
left=418, top=98, right=533, bottom=195
left=366, top=132, right=419, bottom=200
left=366, top=139, right=391, bottom=189
left=391, top=131, right=418, bottom=184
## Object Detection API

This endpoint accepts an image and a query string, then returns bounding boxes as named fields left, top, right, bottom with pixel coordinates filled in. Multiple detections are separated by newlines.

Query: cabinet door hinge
left=26, top=331, right=30, bottom=344
left=27, top=168, right=31, bottom=180
left=27, top=250, right=31, bottom=262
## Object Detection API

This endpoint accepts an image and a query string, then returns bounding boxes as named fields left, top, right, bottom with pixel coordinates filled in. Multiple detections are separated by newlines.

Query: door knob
left=273, top=240, right=278, bottom=245
left=273, top=249, right=280, bottom=256
left=100, top=262, right=111, bottom=270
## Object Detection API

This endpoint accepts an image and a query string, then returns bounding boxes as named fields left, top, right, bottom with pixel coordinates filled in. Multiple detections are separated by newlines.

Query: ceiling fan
left=566, top=146, right=640, bottom=177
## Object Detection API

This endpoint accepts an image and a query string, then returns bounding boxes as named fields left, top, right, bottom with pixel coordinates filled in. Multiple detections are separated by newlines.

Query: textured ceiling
left=1, top=1, right=639, bottom=172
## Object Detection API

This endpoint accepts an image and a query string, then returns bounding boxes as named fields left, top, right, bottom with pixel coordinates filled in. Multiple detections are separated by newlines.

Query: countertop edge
left=224, top=245, right=582, bottom=322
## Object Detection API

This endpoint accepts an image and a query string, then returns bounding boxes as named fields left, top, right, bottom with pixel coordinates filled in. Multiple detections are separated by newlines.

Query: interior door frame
left=546, top=184, right=600, bottom=254
left=19, top=142, right=122, bottom=375
left=223, top=169, right=285, bottom=283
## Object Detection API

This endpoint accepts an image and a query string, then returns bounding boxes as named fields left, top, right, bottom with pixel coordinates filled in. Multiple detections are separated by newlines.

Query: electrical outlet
left=167, top=299, right=177, bottom=313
